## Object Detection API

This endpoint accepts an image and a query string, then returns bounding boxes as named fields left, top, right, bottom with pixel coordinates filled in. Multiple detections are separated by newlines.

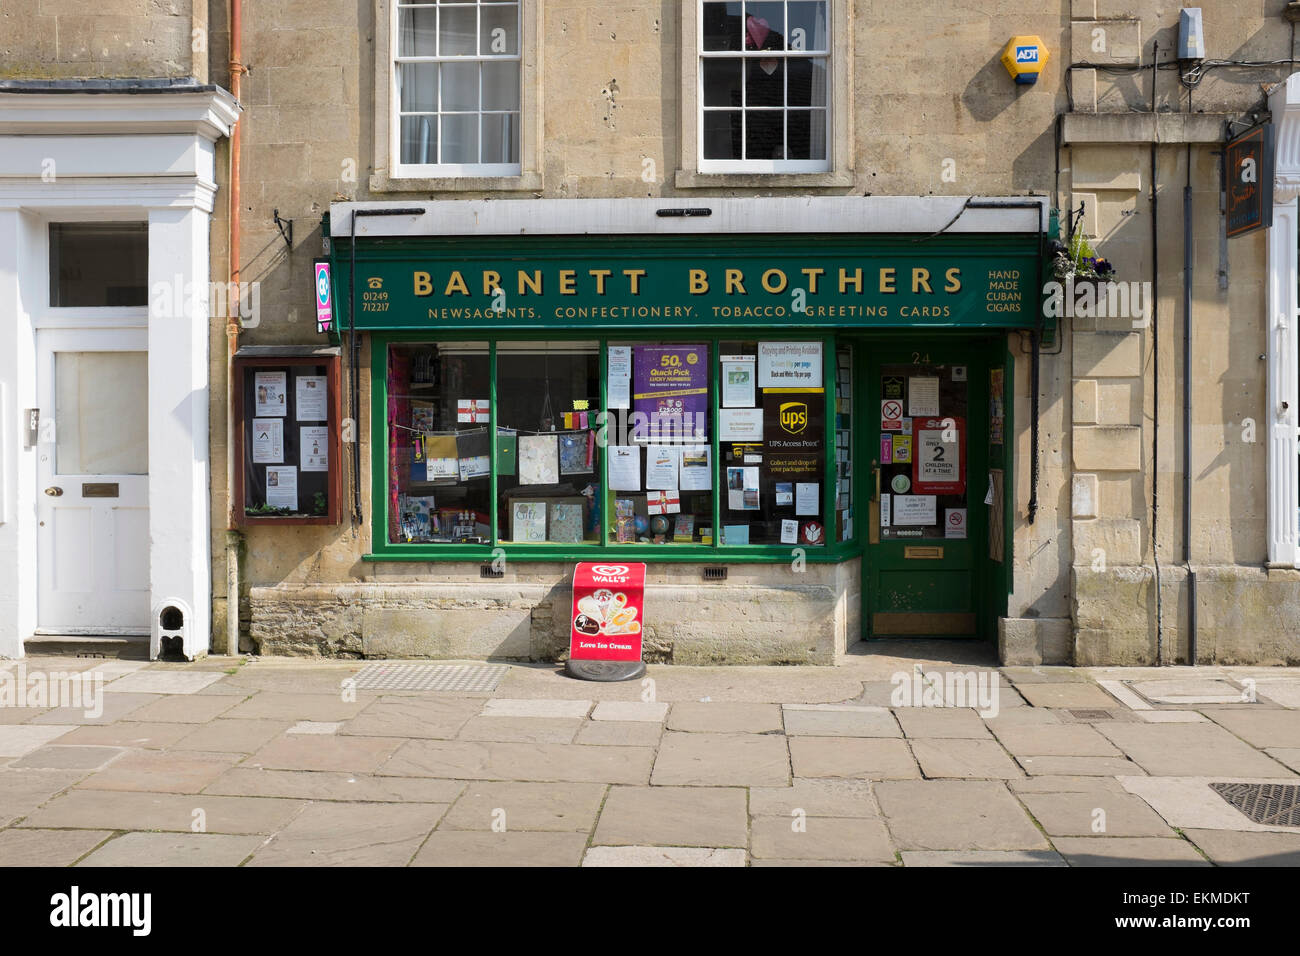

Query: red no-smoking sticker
left=945, top=508, right=967, bottom=539
left=881, top=399, right=903, bottom=430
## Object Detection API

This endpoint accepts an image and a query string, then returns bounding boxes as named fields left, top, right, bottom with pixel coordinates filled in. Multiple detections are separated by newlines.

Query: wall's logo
left=367, top=276, right=384, bottom=290
left=779, top=402, right=808, bottom=435
left=590, top=564, right=629, bottom=577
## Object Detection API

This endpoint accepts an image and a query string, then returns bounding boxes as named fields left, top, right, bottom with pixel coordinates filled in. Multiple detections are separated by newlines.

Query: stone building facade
left=3, top=2, right=1300, bottom=665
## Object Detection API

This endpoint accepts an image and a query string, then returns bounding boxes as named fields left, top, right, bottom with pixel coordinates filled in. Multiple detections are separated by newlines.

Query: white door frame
left=35, top=326, right=151, bottom=635
left=1268, top=74, right=1300, bottom=568
left=0, top=87, right=238, bottom=659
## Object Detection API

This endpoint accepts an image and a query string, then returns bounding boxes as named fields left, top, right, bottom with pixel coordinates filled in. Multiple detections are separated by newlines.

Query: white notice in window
left=908, top=376, right=940, bottom=417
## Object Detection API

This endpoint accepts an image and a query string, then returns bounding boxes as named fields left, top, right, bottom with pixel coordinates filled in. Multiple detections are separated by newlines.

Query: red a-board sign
left=570, top=563, right=646, bottom=662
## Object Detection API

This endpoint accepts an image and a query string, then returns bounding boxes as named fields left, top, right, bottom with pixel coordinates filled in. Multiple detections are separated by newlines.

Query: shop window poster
left=252, top=419, right=283, bottom=464
left=255, top=371, right=288, bottom=416
left=265, top=465, right=298, bottom=510
left=510, top=501, right=547, bottom=542
left=721, top=356, right=756, bottom=407
left=548, top=502, right=585, bottom=544
left=518, top=434, right=559, bottom=485
left=558, top=432, right=592, bottom=475
left=633, top=345, right=708, bottom=441
left=300, top=426, right=328, bottom=472
left=757, top=342, right=823, bottom=388
left=295, top=375, right=328, bottom=421
left=647, top=489, right=681, bottom=515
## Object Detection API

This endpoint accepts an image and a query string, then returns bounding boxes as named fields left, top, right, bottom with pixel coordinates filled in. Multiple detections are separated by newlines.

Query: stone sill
left=674, top=169, right=855, bottom=189
left=368, top=171, right=544, bottom=194
left=1062, top=112, right=1236, bottom=145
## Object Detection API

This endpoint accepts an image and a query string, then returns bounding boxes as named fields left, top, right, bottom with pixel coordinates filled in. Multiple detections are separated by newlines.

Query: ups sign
left=1226, top=123, right=1273, bottom=239
left=779, top=402, right=808, bottom=434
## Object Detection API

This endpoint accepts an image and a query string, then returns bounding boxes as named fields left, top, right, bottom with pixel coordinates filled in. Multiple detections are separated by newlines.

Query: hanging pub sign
left=1225, top=123, right=1273, bottom=239
left=314, top=259, right=334, bottom=334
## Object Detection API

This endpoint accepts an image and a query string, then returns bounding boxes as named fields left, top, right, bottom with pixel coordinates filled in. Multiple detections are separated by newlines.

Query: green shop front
left=320, top=198, right=1044, bottom=664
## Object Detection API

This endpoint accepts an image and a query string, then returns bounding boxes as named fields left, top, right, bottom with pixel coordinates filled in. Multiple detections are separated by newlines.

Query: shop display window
left=606, top=342, right=715, bottom=545
left=378, top=335, right=838, bottom=552
left=387, top=341, right=492, bottom=543
left=496, top=341, right=602, bottom=544
left=719, top=339, right=826, bottom=546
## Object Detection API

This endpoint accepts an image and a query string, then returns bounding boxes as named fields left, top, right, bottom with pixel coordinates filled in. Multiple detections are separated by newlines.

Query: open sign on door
left=913, top=416, right=966, bottom=495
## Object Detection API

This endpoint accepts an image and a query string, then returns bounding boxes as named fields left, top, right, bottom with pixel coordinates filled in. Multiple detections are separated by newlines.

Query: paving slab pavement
left=2, top=654, right=1299, bottom=866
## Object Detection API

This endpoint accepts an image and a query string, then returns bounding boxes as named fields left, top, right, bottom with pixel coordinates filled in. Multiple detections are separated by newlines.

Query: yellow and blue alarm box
left=1001, top=36, right=1048, bottom=85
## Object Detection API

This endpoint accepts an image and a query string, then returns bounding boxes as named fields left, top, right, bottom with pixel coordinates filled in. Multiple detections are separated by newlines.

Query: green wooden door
left=860, top=343, right=991, bottom=638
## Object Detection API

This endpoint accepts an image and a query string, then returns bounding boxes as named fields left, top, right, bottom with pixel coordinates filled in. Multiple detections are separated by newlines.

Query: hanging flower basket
left=1051, top=231, right=1117, bottom=285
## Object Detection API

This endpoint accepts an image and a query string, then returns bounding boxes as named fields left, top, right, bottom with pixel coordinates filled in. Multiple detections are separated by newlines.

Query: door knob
left=44, top=486, right=63, bottom=497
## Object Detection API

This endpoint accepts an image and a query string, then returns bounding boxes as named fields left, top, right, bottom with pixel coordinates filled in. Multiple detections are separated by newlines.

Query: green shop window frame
left=365, top=330, right=858, bottom=564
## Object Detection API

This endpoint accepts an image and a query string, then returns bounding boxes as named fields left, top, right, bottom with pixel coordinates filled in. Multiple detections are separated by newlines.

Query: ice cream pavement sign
left=565, top=562, right=647, bottom=682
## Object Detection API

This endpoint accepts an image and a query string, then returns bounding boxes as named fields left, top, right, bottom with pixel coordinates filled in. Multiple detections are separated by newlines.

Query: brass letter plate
left=904, top=545, right=944, bottom=560
left=82, top=483, right=120, bottom=498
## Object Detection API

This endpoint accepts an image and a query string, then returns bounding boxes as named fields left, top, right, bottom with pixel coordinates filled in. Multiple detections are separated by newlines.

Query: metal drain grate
left=1210, top=783, right=1300, bottom=827
left=1068, top=709, right=1115, bottom=720
left=350, top=662, right=510, bottom=693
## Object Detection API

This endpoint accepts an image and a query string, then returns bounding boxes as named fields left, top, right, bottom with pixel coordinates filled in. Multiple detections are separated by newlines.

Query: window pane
left=398, top=62, right=439, bottom=113
left=496, top=342, right=601, bottom=544
left=479, top=3, right=519, bottom=55
left=608, top=343, right=714, bottom=546
left=786, top=0, right=829, bottom=52
left=745, top=57, right=783, bottom=107
left=482, top=112, right=520, bottom=163
left=787, top=57, right=826, bottom=107
left=49, top=223, right=148, bottom=308
left=744, top=2, right=785, bottom=49
left=745, top=109, right=783, bottom=160
left=439, top=4, right=478, bottom=55
left=878, top=362, right=969, bottom=542
left=440, top=60, right=479, bottom=111
left=720, top=341, right=826, bottom=546
left=441, top=112, right=479, bottom=163
left=702, top=57, right=742, bottom=107
left=482, top=59, right=519, bottom=110
left=787, top=109, right=827, bottom=160
left=55, top=351, right=149, bottom=475
left=400, top=115, right=438, bottom=164
left=396, top=6, right=437, bottom=57
left=702, top=2, right=742, bottom=51
left=388, top=342, right=491, bottom=544
left=702, top=109, right=741, bottom=159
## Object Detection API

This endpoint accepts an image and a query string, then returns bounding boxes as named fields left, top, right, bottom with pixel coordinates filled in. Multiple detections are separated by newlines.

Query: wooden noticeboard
left=233, top=347, right=342, bottom=526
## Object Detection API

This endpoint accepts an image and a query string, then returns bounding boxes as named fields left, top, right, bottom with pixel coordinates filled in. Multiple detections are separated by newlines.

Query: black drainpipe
left=1150, top=42, right=1164, bottom=666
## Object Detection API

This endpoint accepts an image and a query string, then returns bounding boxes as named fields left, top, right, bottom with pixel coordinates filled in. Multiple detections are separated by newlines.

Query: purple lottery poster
left=632, top=344, right=709, bottom=442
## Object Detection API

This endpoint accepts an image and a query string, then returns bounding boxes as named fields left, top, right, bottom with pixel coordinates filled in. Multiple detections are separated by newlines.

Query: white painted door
left=36, top=330, right=150, bottom=633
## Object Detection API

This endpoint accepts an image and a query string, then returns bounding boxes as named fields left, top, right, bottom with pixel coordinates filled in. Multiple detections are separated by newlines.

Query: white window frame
left=390, top=0, right=523, bottom=178
left=1267, top=74, right=1300, bottom=568
left=377, top=0, right=542, bottom=190
left=677, top=0, right=852, bottom=188
left=696, top=0, right=831, bottom=174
